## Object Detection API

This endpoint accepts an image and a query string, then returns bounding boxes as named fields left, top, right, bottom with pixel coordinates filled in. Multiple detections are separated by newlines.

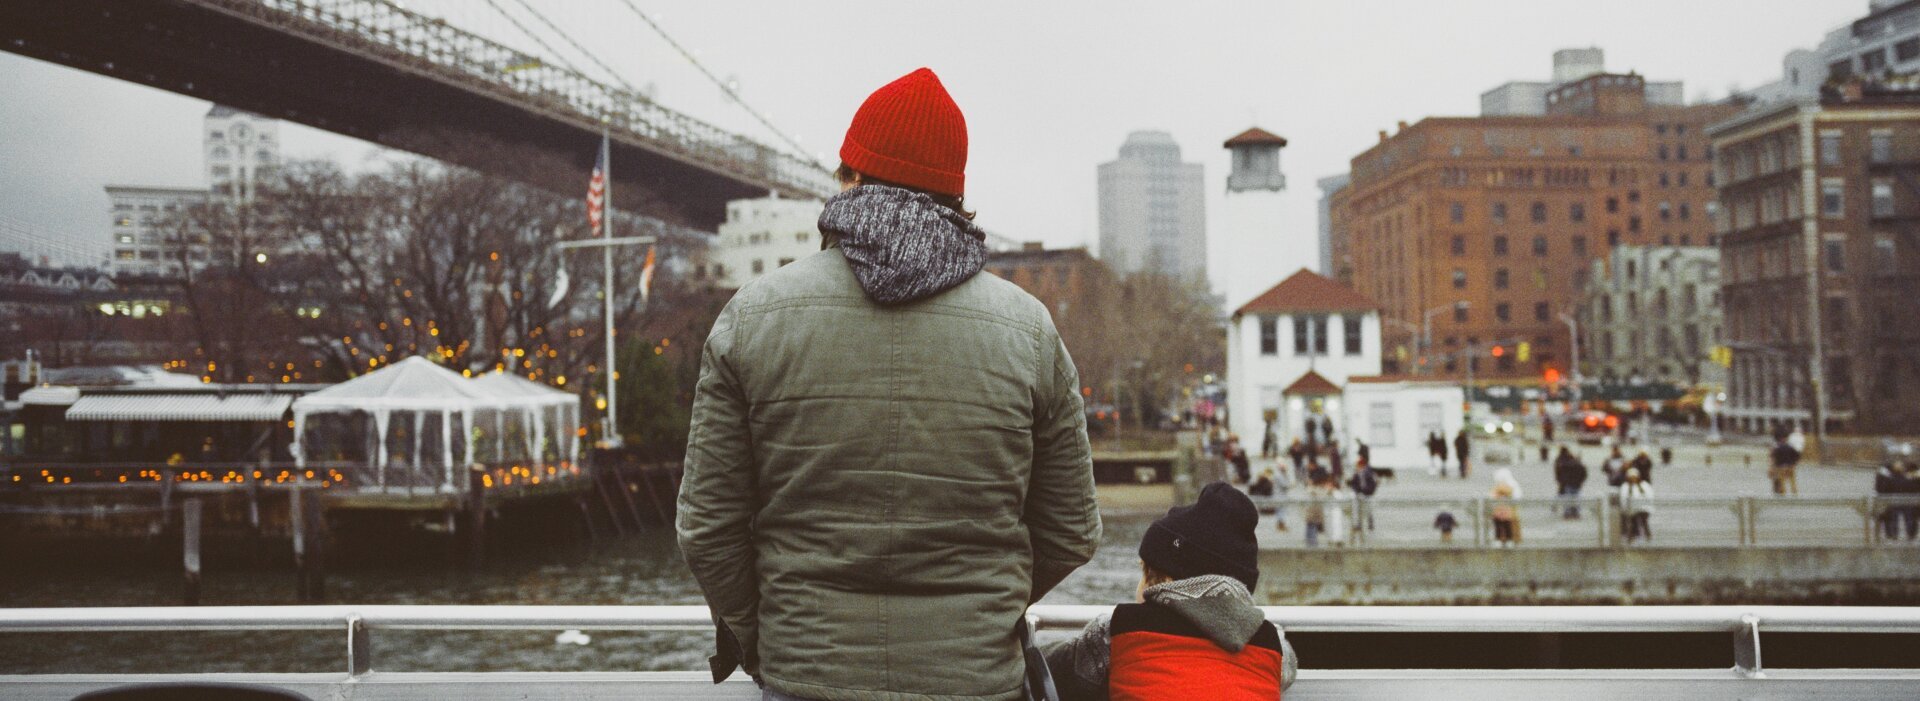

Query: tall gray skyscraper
left=1097, top=131, right=1206, bottom=284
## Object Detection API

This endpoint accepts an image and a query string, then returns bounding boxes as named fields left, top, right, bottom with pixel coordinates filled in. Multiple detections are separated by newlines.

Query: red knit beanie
left=840, top=67, right=967, bottom=197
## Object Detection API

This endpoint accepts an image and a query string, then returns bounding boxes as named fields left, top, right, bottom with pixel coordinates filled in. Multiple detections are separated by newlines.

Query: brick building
left=1332, top=62, right=1739, bottom=381
left=1709, top=76, right=1920, bottom=435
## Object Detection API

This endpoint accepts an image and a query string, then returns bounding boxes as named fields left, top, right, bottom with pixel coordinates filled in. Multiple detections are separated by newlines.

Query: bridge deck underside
left=0, top=0, right=796, bottom=229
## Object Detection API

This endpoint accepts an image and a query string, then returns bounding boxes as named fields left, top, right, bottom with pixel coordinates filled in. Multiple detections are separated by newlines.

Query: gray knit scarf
left=818, top=184, right=987, bottom=305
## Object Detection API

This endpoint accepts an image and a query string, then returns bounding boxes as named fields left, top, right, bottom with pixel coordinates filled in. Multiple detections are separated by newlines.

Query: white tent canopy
left=290, top=357, right=581, bottom=493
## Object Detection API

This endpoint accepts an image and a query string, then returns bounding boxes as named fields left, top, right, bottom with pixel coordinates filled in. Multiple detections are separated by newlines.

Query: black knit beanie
left=1138, top=481, right=1260, bottom=589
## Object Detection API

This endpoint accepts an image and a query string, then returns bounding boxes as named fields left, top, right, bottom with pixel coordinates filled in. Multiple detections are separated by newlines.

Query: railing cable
left=502, top=0, right=640, bottom=94
left=607, top=0, right=824, bottom=169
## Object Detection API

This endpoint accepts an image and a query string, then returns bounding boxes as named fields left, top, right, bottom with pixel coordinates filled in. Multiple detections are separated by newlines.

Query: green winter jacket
left=677, top=247, right=1101, bottom=701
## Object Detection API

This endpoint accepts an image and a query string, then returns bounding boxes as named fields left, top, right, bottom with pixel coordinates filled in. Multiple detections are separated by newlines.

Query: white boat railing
left=6, top=604, right=1920, bottom=680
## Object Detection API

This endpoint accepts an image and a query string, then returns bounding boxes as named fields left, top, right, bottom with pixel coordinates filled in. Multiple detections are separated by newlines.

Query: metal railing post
left=1733, top=614, right=1764, bottom=678
left=1865, top=496, right=1878, bottom=546
left=347, top=614, right=370, bottom=677
left=1733, top=497, right=1751, bottom=548
left=1597, top=495, right=1611, bottom=548
left=1473, top=498, right=1487, bottom=548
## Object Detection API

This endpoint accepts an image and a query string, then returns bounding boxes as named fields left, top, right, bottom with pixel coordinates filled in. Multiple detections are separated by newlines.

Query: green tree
left=615, top=337, right=691, bottom=460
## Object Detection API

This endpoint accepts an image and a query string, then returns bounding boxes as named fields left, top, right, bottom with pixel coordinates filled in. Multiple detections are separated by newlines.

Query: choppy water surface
left=0, top=514, right=1152, bottom=674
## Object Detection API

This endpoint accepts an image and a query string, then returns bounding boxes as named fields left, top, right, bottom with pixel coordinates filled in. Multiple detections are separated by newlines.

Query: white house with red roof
left=1226, top=268, right=1382, bottom=451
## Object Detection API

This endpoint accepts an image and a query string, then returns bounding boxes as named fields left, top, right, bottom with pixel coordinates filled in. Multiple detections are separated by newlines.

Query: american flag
left=586, top=135, right=608, bottom=236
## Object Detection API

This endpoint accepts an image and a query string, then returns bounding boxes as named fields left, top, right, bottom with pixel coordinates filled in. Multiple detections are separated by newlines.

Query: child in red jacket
left=1044, top=482, right=1297, bottom=700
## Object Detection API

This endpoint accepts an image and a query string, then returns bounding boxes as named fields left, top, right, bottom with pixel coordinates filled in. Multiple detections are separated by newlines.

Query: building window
left=1493, top=303, right=1511, bottom=323
left=1492, top=202, right=1508, bottom=223
left=778, top=258, right=795, bottom=267
left=1658, top=145, right=1669, bottom=161
left=1573, top=236, right=1588, bottom=257
left=1344, top=316, right=1363, bottom=356
left=1676, top=145, right=1688, bottom=161
left=1629, top=216, right=1642, bottom=233
left=1532, top=236, right=1548, bottom=256
left=1871, top=131, right=1893, bottom=164
left=1493, top=235, right=1508, bottom=256
left=1452, top=269, right=1467, bottom=289
left=1450, top=202, right=1465, bottom=223
left=1454, top=306, right=1469, bottom=324
left=1628, top=190, right=1640, bottom=203
left=1451, top=235, right=1466, bottom=256
left=751, top=259, right=765, bottom=275
left=1829, top=298, right=1849, bottom=335
left=1530, top=201, right=1547, bottom=223
left=1877, top=235, right=1898, bottom=275
left=1570, top=203, right=1585, bottom=222
left=1606, top=196, right=1619, bottom=213
left=1494, top=268, right=1510, bottom=289
left=1863, top=48, right=1889, bottom=73
left=1534, top=302, right=1550, bottom=322
left=1821, top=132, right=1843, bottom=166
left=1259, top=316, right=1278, bottom=356
left=1822, top=179, right=1845, bottom=219
left=1873, top=180, right=1895, bottom=218
left=1679, top=203, right=1691, bottom=220
left=1899, top=37, right=1920, bottom=62
left=1293, top=315, right=1329, bottom=356
left=1659, top=172, right=1670, bottom=188
left=796, top=231, right=810, bottom=243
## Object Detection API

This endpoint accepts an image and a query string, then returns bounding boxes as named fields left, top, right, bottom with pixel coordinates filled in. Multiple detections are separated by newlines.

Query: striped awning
left=65, top=394, right=294, bottom=422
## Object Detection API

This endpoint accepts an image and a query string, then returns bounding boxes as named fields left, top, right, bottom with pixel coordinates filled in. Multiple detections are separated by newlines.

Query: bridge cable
left=607, top=0, right=825, bottom=169
left=478, top=0, right=594, bottom=80
left=503, top=0, right=643, bottom=94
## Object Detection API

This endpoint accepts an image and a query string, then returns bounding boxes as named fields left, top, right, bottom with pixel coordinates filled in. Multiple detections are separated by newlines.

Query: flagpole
left=602, top=128, right=620, bottom=449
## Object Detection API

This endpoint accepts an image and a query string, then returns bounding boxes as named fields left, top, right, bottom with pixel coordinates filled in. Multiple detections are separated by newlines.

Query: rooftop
left=1224, top=127, right=1289, bottom=148
left=1234, top=268, right=1380, bottom=317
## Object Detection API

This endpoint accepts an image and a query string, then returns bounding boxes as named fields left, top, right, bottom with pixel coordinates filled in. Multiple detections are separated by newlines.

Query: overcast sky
left=0, top=0, right=1860, bottom=306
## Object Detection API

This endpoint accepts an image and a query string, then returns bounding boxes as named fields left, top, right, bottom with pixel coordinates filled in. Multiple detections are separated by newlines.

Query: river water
left=0, top=513, right=1154, bottom=674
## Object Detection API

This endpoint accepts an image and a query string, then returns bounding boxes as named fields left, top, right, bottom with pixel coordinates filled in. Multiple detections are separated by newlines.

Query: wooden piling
left=595, top=469, right=630, bottom=537
left=160, top=468, right=175, bottom=527
left=291, top=487, right=309, bottom=601
left=182, top=498, right=202, bottom=606
left=466, top=466, right=487, bottom=569
left=616, top=467, right=652, bottom=527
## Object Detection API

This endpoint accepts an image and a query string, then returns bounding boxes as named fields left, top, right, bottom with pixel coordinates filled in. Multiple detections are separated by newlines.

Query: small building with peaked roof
left=1225, top=268, right=1383, bottom=451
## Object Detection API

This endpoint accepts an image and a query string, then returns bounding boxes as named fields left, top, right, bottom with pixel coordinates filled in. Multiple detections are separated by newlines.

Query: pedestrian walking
left=1489, top=467, right=1524, bottom=547
left=1434, top=508, right=1459, bottom=544
left=677, top=68, right=1101, bottom=700
left=1897, top=462, right=1920, bottom=542
left=1554, top=446, right=1589, bottom=519
left=1328, top=440, right=1345, bottom=482
left=1877, top=462, right=1906, bottom=541
left=1346, top=458, right=1380, bottom=534
left=1325, top=481, right=1351, bottom=548
left=1660, top=445, right=1673, bottom=468
left=1770, top=433, right=1802, bottom=496
left=1603, top=446, right=1628, bottom=488
left=1542, top=413, right=1556, bottom=443
left=1455, top=428, right=1474, bottom=479
left=1229, top=438, right=1253, bottom=484
left=1303, top=477, right=1331, bottom=548
left=1288, top=438, right=1307, bottom=483
left=1428, top=432, right=1450, bottom=477
left=1631, top=449, right=1655, bottom=484
left=1620, top=468, right=1655, bottom=544
left=1261, top=422, right=1278, bottom=459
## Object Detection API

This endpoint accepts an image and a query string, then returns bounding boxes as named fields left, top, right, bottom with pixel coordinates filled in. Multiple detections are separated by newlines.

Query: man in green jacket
left=677, top=67, right=1101, bottom=701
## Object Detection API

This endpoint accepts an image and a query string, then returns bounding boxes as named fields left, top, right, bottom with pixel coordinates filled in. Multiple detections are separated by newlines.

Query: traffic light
left=1544, top=368, right=1561, bottom=384
left=1517, top=342, right=1531, bottom=363
left=1490, top=345, right=1505, bottom=358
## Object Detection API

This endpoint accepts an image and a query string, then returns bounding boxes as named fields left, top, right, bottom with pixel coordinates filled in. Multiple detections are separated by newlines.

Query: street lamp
left=1420, top=301, right=1469, bottom=375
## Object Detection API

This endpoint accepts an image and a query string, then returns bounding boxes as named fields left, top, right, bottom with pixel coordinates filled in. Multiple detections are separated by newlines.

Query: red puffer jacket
left=1107, top=603, right=1284, bottom=700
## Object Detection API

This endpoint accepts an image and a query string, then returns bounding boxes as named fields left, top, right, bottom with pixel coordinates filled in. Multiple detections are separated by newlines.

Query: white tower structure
left=204, top=105, right=280, bottom=200
left=1220, top=127, right=1304, bottom=310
